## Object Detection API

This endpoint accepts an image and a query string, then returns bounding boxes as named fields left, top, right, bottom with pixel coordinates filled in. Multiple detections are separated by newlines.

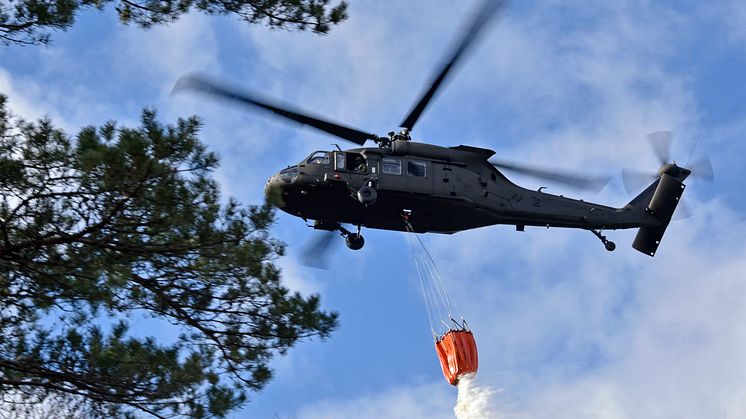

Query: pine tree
left=0, top=0, right=348, bottom=46
left=0, top=95, right=338, bottom=418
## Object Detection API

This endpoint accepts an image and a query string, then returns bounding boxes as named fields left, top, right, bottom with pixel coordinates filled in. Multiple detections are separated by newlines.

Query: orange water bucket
left=434, top=329, right=478, bottom=385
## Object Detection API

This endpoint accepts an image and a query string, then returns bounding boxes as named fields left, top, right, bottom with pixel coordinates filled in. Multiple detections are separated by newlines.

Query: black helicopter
left=174, top=0, right=711, bottom=258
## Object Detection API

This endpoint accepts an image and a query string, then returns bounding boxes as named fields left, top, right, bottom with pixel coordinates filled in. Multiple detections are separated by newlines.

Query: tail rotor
left=622, top=131, right=714, bottom=195
left=648, top=130, right=673, bottom=165
left=623, top=131, right=714, bottom=256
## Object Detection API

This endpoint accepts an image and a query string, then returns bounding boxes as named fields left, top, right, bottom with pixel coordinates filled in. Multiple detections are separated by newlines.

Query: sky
left=2, top=0, right=746, bottom=417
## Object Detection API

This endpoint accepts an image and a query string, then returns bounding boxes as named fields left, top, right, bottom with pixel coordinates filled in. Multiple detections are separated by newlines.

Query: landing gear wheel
left=357, top=186, right=377, bottom=205
left=345, top=233, right=365, bottom=250
left=591, top=229, right=616, bottom=252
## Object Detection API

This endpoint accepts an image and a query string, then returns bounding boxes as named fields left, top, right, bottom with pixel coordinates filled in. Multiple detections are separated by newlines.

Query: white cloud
left=523, top=205, right=746, bottom=418
left=0, top=67, right=89, bottom=132
left=294, top=381, right=454, bottom=419
left=115, top=13, right=221, bottom=97
left=266, top=1, right=746, bottom=418
left=277, top=199, right=746, bottom=419
left=276, top=256, right=328, bottom=296
left=0, top=69, right=44, bottom=121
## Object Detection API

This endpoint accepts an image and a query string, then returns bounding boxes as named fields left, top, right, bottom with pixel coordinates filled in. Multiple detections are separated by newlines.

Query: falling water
left=454, top=373, right=498, bottom=419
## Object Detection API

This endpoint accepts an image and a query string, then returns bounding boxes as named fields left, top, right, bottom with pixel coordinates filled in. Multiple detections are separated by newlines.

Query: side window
left=307, top=151, right=330, bottom=165
left=382, top=157, right=401, bottom=175
left=407, top=160, right=426, bottom=177
left=335, top=152, right=346, bottom=171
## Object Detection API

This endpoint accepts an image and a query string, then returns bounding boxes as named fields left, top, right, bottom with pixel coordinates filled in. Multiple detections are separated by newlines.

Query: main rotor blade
left=647, top=131, right=672, bottom=165
left=173, top=75, right=378, bottom=146
left=622, top=170, right=658, bottom=195
left=301, top=231, right=337, bottom=269
left=399, top=0, right=505, bottom=131
left=491, top=159, right=611, bottom=192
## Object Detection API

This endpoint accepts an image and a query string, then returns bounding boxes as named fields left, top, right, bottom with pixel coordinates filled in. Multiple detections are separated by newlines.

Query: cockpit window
left=334, top=152, right=368, bottom=173
left=335, top=152, right=346, bottom=170
left=307, top=151, right=330, bottom=165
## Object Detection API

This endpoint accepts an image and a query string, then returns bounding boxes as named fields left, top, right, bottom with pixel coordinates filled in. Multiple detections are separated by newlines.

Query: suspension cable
left=405, top=217, right=459, bottom=338
left=407, top=227, right=437, bottom=337
left=414, top=232, right=456, bottom=318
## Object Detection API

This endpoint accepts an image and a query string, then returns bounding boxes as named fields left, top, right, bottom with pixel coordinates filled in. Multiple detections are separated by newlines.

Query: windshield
left=306, top=151, right=330, bottom=165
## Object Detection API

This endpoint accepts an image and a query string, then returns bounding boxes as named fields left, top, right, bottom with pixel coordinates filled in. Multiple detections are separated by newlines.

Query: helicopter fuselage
left=264, top=140, right=669, bottom=237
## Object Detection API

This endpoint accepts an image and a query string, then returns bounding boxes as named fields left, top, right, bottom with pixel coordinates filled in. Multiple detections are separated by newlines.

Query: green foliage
left=0, top=94, right=338, bottom=418
left=0, top=0, right=348, bottom=45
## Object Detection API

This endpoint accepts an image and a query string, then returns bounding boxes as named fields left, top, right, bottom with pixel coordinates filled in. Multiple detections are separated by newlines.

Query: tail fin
left=626, top=179, right=660, bottom=210
left=628, top=174, right=686, bottom=256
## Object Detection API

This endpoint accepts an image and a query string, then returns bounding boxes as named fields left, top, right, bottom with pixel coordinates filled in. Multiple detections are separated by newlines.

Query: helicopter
left=174, top=0, right=711, bottom=258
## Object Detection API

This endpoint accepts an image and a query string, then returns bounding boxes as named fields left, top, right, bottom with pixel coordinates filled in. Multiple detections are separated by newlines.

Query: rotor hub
left=658, top=163, right=691, bottom=179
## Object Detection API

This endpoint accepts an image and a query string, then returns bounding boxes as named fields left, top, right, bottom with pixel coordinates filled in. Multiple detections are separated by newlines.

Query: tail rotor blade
left=627, top=131, right=710, bottom=221
left=647, top=131, right=673, bottom=165
left=491, top=159, right=611, bottom=192
left=673, top=200, right=693, bottom=220
left=621, top=170, right=658, bottom=195
left=689, top=155, right=714, bottom=182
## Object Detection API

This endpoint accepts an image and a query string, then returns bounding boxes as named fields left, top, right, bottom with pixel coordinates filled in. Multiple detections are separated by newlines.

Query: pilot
left=353, top=156, right=367, bottom=172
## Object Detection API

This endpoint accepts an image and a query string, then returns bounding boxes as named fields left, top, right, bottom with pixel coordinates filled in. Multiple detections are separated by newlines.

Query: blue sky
left=2, top=0, right=746, bottom=417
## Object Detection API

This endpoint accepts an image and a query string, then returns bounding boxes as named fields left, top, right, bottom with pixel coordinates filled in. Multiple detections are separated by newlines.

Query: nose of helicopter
left=264, top=165, right=299, bottom=208
left=264, top=174, right=286, bottom=208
